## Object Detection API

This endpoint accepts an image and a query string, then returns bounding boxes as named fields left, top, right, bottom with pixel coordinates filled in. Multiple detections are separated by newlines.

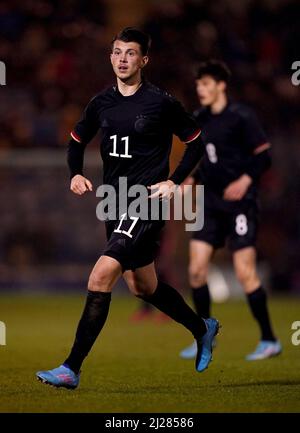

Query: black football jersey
left=70, top=81, right=200, bottom=192
left=193, top=102, right=268, bottom=199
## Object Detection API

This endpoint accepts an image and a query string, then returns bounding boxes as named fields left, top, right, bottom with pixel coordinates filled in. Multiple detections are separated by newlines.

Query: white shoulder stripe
left=70, top=131, right=81, bottom=143
left=185, top=130, right=201, bottom=143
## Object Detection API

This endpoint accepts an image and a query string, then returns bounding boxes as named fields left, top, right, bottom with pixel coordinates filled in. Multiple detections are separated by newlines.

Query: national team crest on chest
left=134, top=115, right=160, bottom=135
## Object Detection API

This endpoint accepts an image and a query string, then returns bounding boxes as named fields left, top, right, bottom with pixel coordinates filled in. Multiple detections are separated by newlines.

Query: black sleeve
left=67, top=138, right=86, bottom=179
left=240, top=106, right=268, bottom=152
left=67, top=98, right=99, bottom=179
left=191, top=164, right=202, bottom=184
left=70, top=98, right=99, bottom=144
left=240, top=106, right=271, bottom=181
left=165, top=95, right=204, bottom=184
left=168, top=134, right=205, bottom=185
left=165, top=95, right=201, bottom=143
left=244, top=149, right=272, bottom=182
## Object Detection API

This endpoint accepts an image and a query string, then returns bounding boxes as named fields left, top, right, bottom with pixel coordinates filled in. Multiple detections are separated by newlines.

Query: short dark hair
left=195, top=60, right=231, bottom=83
left=111, top=27, right=151, bottom=56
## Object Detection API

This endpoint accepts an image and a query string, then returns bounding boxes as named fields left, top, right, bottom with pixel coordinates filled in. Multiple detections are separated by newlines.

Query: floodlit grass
left=0, top=294, right=299, bottom=412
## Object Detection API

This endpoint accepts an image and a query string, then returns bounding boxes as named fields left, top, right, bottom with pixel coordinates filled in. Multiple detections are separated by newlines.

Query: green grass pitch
left=0, top=294, right=300, bottom=413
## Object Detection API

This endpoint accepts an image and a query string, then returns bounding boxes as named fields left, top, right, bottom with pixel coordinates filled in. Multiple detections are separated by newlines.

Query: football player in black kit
left=36, top=28, right=219, bottom=389
left=179, top=60, right=281, bottom=361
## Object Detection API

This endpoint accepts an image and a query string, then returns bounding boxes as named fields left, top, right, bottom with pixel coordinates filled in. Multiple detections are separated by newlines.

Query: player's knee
left=128, top=279, right=155, bottom=297
left=88, top=271, right=113, bottom=292
left=188, top=264, right=208, bottom=287
left=133, top=284, right=154, bottom=297
left=235, top=262, right=256, bottom=286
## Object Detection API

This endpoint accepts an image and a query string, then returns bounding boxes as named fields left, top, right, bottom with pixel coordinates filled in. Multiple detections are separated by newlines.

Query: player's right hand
left=70, top=175, right=93, bottom=195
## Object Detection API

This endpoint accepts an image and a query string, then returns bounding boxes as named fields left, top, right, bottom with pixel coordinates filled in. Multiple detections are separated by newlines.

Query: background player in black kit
left=180, top=60, right=281, bottom=361
left=36, top=28, right=219, bottom=389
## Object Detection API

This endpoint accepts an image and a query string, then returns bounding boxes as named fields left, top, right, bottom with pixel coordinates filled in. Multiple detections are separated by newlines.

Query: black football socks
left=64, top=290, right=111, bottom=374
left=192, top=284, right=211, bottom=319
left=246, top=286, right=276, bottom=342
left=138, top=280, right=207, bottom=339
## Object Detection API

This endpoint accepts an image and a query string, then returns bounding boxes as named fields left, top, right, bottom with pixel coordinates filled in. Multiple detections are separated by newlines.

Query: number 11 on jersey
left=109, top=135, right=132, bottom=158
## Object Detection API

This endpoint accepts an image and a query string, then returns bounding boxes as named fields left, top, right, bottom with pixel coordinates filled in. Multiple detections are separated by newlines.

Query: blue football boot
left=36, top=364, right=80, bottom=389
left=180, top=340, right=198, bottom=359
left=245, top=340, right=282, bottom=361
left=195, top=318, right=220, bottom=372
left=180, top=336, right=217, bottom=359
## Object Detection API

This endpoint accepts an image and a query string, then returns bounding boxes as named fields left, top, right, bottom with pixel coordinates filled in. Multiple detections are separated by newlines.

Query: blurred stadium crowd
left=0, top=0, right=299, bottom=293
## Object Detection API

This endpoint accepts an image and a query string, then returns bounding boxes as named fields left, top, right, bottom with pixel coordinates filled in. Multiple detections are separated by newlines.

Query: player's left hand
left=148, top=180, right=177, bottom=200
left=223, top=174, right=252, bottom=201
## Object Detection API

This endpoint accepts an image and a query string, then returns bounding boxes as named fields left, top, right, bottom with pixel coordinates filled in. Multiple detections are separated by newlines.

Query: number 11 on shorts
left=114, top=213, right=139, bottom=238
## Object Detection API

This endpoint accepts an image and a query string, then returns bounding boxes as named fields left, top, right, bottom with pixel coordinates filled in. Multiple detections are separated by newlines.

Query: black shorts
left=192, top=190, right=258, bottom=252
left=103, top=217, right=165, bottom=271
